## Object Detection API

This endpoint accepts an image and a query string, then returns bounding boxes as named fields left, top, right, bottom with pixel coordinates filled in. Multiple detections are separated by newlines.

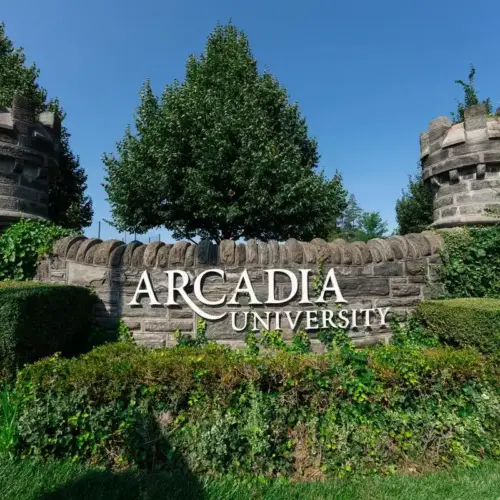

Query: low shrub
left=417, top=299, right=500, bottom=354
left=9, top=342, right=500, bottom=478
left=0, top=283, right=97, bottom=377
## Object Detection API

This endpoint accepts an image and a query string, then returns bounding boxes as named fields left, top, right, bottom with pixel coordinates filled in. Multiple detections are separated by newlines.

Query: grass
left=0, top=459, right=500, bottom=500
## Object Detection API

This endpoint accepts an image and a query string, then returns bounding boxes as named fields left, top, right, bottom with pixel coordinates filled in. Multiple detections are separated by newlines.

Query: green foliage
left=45, top=100, right=93, bottom=230
left=417, top=299, right=500, bottom=354
left=395, top=170, right=434, bottom=235
left=0, top=22, right=92, bottom=231
left=333, top=194, right=388, bottom=242
left=358, top=212, right=388, bottom=241
left=117, top=319, right=134, bottom=344
left=9, top=342, right=500, bottom=478
left=244, top=328, right=260, bottom=355
left=451, top=64, right=495, bottom=124
left=313, top=259, right=353, bottom=350
left=0, top=283, right=97, bottom=377
left=0, top=219, right=71, bottom=281
left=242, top=326, right=312, bottom=355
left=439, top=226, right=500, bottom=298
left=0, top=385, right=17, bottom=457
left=391, top=314, right=440, bottom=348
left=173, top=318, right=209, bottom=348
left=103, top=23, right=347, bottom=243
left=290, top=330, right=312, bottom=354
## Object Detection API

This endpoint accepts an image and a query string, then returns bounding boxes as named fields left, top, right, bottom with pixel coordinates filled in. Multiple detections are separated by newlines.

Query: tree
left=0, top=22, right=92, bottom=231
left=358, top=211, right=388, bottom=241
left=332, top=194, right=363, bottom=241
left=451, top=64, right=495, bottom=124
left=103, top=23, right=348, bottom=243
left=395, top=170, right=434, bottom=235
left=331, top=194, right=388, bottom=242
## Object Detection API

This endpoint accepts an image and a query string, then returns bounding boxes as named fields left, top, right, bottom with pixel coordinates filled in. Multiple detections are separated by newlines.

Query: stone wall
left=37, top=232, right=443, bottom=350
left=0, top=95, right=60, bottom=230
left=420, top=104, right=500, bottom=228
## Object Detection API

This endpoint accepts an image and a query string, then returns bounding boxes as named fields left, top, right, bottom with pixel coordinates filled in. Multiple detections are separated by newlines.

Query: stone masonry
left=37, top=232, right=443, bottom=350
left=420, top=104, right=500, bottom=228
left=0, top=95, right=60, bottom=230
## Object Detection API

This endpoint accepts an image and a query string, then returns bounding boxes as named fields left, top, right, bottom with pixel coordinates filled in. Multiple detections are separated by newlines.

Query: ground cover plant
left=3, top=338, right=498, bottom=480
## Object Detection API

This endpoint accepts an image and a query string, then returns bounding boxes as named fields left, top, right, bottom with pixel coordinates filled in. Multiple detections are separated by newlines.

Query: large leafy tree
left=0, top=22, right=92, bottom=231
left=395, top=170, right=434, bottom=235
left=358, top=211, right=388, bottom=241
left=332, top=194, right=388, bottom=242
left=103, top=23, right=347, bottom=243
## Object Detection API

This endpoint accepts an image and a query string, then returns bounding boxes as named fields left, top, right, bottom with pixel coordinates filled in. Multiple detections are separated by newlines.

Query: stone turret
left=420, top=104, right=500, bottom=228
left=0, top=95, right=60, bottom=230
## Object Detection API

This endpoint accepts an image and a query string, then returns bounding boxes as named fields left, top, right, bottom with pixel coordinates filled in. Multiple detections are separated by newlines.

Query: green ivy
left=0, top=219, right=72, bottom=281
left=8, top=342, right=500, bottom=477
left=439, top=226, right=500, bottom=298
left=117, top=319, right=134, bottom=344
left=173, top=318, right=209, bottom=348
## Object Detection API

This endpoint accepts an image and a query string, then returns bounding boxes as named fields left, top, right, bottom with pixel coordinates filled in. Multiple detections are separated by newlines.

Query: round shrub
left=417, top=298, right=500, bottom=354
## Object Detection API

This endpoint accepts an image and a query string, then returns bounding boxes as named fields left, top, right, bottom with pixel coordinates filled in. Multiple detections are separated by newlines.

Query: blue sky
left=2, top=0, right=499, bottom=242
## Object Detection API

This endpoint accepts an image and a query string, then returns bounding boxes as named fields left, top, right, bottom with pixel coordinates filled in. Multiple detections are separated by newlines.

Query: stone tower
left=420, top=104, right=500, bottom=228
left=0, top=95, right=60, bottom=230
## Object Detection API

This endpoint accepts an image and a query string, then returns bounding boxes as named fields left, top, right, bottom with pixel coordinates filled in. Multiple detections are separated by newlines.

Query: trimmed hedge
left=10, top=342, right=500, bottom=477
left=417, top=299, right=500, bottom=354
left=0, top=282, right=97, bottom=377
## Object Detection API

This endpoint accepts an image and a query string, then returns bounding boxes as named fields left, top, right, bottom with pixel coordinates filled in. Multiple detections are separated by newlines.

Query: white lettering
left=284, top=310, right=303, bottom=331
left=306, top=310, right=319, bottom=330
left=377, top=307, right=390, bottom=326
left=321, top=309, right=337, bottom=328
left=230, top=311, right=249, bottom=332
left=227, top=270, right=262, bottom=305
left=194, top=270, right=226, bottom=306
left=265, top=270, right=298, bottom=304
left=360, top=308, right=375, bottom=327
left=253, top=311, right=272, bottom=332
left=165, top=270, right=226, bottom=321
left=299, top=269, right=313, bottom=304
left=351, top=309, right=358, bottom=329
left=338, top=309, right=350, bottom=329
left=128, top=271, right=161, bottom=306
left=275, top=311, right=282, bottom=330
left=315, top=269, right=347, bottom=304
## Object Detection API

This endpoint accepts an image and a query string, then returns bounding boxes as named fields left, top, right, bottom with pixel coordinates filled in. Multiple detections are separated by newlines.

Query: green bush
left=439, top=226, right=500, bottom=298
left=0, top=283, right=97, bottom=377
left=417, top=299, right=500, bottom=354
left=9, top=342, right=500, bottom=477
left=0, top=219, right=72, bottom=282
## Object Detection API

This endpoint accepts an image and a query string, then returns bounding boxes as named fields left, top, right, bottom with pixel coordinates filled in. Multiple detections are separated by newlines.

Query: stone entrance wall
left=36, top=231, right=443, bottom=350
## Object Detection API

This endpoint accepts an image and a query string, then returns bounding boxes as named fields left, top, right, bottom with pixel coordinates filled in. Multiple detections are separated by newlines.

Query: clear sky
left=2, top=0, right=499, bottom=242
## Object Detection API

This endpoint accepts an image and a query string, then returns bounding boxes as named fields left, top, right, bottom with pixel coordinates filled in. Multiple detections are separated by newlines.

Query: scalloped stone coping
left=36, top=231, right=444, bottom=351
